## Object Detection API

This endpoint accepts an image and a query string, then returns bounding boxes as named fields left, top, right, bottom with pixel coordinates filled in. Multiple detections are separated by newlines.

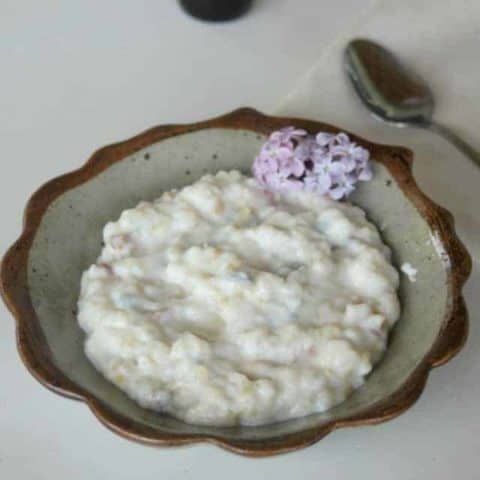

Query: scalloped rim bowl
left=0, top=109, right=471, bottom=456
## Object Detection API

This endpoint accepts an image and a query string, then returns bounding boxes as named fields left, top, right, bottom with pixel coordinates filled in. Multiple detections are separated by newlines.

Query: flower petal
left=328, top=161, right=346, bottom=176
left=315, top=132, right=335, bottom=147
left=328, top=185, right=347, bottom=200
left=334, top=132, right=351, bottom=146
left=358, top=164, right=373, bottom=181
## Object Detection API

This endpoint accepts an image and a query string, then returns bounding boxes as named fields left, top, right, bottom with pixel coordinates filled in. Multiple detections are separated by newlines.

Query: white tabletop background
left=1, top=1, right=478, bottom=478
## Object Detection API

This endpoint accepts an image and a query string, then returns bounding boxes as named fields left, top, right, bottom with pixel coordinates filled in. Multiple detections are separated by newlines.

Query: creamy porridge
left=78, top=170, right=400, bottom=426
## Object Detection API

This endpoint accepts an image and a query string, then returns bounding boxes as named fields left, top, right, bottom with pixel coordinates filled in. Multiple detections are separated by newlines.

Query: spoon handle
left=427, top=121, right=480, bottom=169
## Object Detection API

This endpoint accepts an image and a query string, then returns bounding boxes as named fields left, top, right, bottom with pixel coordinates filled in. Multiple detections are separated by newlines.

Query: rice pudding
left=78, top=170, right=400, bottom=426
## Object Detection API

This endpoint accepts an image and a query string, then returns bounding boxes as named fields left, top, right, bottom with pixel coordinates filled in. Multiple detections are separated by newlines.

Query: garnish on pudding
left=253, top=127, right=372, bottom=199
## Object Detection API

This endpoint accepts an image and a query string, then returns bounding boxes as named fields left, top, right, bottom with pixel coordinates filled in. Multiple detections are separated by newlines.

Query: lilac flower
left=329, top=171, right=357, bottom=199
left=294, top=135, right=317, bottom=165
left=357, top=161, right=373, bottom=181
left=252, top=141, right=289, bottom=182
left=252, top=128, right=305, bottom=192
left=270, top=126, right=307, bottom=147
left=268, top=174, right=304, bottom=192
left=315, top=132, right=335, bottom=148
left=252, top=127, right=373, bottom=200
left=304, top=153, right=344, bottom=195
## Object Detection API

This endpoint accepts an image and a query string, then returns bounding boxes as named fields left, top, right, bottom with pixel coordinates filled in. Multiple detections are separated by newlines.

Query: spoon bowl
left=344, top=38, right=480, bottom=167
left=344, top=39, right=434, bottom=125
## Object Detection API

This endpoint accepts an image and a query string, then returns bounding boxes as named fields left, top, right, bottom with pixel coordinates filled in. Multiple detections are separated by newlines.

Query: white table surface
left=1, top=1, right=478, bottom=478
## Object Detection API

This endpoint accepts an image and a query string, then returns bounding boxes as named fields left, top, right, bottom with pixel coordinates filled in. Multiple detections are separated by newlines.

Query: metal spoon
left=344, top=38, right=480, bottom=168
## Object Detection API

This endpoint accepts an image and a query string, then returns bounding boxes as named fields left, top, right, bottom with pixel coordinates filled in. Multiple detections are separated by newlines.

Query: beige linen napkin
left=277, top=0, right=480, bottom=260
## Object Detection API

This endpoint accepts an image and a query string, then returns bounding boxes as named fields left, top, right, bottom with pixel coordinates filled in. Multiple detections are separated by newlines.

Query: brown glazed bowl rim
left=0, top=108, right=472, bottom=456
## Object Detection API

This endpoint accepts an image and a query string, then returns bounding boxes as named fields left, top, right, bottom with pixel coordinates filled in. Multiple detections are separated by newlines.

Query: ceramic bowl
left=1, top=109, right=471, bottom=456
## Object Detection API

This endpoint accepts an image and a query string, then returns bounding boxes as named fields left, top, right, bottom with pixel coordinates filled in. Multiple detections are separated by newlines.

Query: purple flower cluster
left=252, top=127, right=372, bottom=200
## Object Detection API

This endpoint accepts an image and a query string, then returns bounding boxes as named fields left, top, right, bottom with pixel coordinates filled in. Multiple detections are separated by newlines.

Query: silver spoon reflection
left=344, top=39, right=479, bottom=168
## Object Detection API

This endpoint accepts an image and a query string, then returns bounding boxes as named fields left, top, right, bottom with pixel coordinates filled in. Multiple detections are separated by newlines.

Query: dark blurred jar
left=179, top=0, right=252, bottom=21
